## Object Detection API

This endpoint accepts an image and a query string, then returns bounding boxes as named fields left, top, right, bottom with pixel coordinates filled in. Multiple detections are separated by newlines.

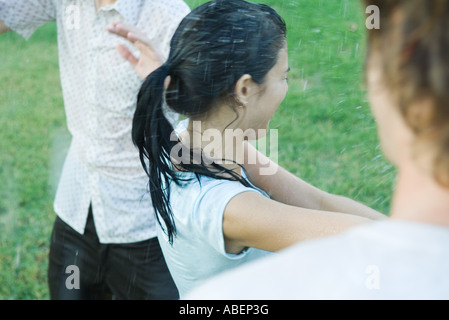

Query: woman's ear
left=234, top=74, right=255, bottom=107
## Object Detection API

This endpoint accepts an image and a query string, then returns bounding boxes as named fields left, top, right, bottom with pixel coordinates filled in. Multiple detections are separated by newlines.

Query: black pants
left=47, top=207, right=178, bottom=300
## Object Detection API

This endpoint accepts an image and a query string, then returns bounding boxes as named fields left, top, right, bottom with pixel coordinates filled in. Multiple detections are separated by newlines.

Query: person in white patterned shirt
left=0, top=0, right=190, bottom=299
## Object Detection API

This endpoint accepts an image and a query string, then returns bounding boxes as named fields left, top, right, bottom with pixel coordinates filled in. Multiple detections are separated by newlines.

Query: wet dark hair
left=132, top=0, right=287, bottom=243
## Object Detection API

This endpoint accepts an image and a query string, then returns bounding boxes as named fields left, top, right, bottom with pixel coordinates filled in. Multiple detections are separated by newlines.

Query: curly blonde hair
left=363, top=0, right=449, bottom=187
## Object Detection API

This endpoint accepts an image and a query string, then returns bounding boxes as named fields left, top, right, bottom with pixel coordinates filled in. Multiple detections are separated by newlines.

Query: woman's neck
left=390, top=161, right=449, bottom=228
left=183, top=115, right=246, bottom=176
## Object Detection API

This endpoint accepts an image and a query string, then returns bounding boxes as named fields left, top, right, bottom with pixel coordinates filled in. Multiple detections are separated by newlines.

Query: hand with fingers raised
left=107, top=22, right=165, bottom=80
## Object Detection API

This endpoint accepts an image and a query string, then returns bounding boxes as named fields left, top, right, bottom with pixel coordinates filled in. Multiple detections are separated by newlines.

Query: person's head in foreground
left=186, top=0, right=449, bottom=300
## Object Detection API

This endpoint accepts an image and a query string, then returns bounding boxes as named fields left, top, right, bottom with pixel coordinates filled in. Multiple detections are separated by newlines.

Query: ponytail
left=132, top=64, right=178, bottom=243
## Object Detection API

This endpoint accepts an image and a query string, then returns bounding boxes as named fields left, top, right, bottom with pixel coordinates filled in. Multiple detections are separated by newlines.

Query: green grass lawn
left=0, top=0, right=395, bottom=299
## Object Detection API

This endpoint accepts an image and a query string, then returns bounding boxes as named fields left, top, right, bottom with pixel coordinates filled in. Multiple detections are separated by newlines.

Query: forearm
left=243, top=142, right=387, bottom=220
left=245, top=159, right=323, bottom=208
left=224, top=192, right=373, bottom=253
left=243, top=142, right=321, bottom=208
left=319, top=192, right=387, bottom=220
left=248, top=163, right=386, bottom=220
left=0, top=19, right=11, bottom=34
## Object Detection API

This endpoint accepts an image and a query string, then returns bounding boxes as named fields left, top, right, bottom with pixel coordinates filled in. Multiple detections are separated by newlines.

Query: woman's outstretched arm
left=242, top=142, right=387, bottom=221
left=223, top=191, right=372, bottom=253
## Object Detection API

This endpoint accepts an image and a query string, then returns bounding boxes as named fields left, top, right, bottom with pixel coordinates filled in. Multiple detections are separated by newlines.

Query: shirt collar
left=101, top=0, right=144, bottom=26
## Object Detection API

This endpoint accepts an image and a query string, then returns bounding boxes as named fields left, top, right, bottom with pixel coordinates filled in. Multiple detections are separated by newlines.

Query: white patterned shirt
left=0, top=0, right=190, bottom=243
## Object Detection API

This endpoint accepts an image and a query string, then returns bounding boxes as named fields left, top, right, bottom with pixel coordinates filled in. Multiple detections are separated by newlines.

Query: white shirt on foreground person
left=187, top=220, right=449, bottom=300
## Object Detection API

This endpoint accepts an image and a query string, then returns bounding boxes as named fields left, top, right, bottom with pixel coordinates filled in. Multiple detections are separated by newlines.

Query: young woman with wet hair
left=132, top=0, right=385, bottom=297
